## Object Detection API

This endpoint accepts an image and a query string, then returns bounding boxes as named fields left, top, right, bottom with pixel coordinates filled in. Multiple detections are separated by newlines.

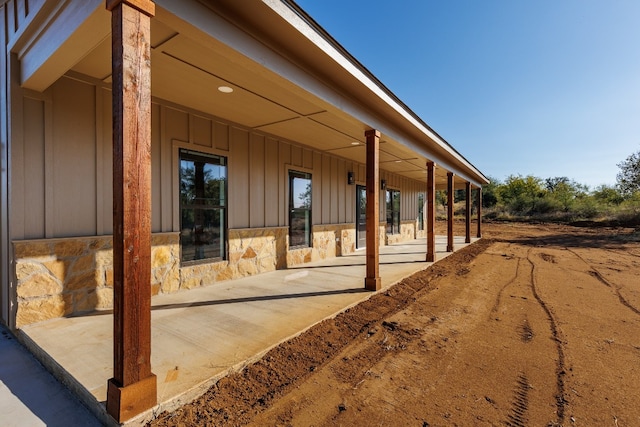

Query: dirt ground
left=149, top=222, right=640, bottom=427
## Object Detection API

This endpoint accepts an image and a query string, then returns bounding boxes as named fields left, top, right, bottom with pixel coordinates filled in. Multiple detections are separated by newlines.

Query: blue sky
left=295, top=0, right=640, bottom=189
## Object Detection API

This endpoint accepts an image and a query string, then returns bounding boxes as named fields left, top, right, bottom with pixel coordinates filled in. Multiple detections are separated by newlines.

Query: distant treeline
left=439, top=174, right=640, bottom=226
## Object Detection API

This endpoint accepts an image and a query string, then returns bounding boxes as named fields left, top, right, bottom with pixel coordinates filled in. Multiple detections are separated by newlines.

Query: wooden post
left=446, top=172, right=454, bottom=252
left=364, top=129, right=381, bottom=291
left=106, top=0, right=157, bottom=423
left=426, top=162, right=436, bottom=262
left=465, top=182, right=471, bottom=243
left=477, top=187, right=483, bottom=238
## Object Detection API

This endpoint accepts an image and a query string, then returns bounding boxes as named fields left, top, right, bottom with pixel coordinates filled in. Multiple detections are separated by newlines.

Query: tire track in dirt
left=506, top=372, right=531, bottom=427
left=565, top=248, right=640, bottom=316
left=602, top=247, right=640, bottom=261
left=527, top=253, right=567, bottom=425
left=489, top=255, right=522, bottom=319
left=491, top=246, right=559, bottom=426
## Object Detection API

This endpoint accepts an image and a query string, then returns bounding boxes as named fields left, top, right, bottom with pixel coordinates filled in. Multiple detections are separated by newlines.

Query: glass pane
left=292, top=176, right=311, bottom=209
left=290, top=209, right=310, bottom=247
left=181, top=208, right=225, bottom=262
left=393, top=212, right=400, bottom=234
left=289, top=171, right=312, bottom=247
left=393, top=191, right=400, bottom=210
left=180, top=149, right=227, bottom=263
left=418, top=193, right=424, bottom=230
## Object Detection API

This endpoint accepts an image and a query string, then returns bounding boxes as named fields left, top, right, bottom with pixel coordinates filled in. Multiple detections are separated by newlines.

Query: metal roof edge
left=278, top=0, right=488, bottom=185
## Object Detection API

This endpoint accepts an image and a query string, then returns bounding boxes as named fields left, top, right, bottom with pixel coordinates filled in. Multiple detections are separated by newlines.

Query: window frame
left=386, top=188, right=401, bottom=235
left=418, top=192, right=425, bottom=231
left=288, top=169, right=312, bottom=249
left=178, top=148, right=228, bottom=265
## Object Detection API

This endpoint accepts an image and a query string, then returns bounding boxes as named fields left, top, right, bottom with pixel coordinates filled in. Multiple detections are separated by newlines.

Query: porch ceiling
left=69, top=4, right=468, bottom=189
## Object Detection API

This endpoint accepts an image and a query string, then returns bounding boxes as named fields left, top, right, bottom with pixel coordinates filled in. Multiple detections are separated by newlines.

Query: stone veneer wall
left=179, top=227, right=288, bottom=290
left=386, top=221, right=416, bottom=245
left=416, top=219, right=427, bottom=238
left=13, top=233, right=179, bottom=327
left=14, top=224, right=368, bottom=326
left=287, top=224, right=357, bottom=267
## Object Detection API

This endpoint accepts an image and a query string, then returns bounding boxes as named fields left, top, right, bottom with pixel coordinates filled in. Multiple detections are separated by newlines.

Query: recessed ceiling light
left=351, top=141, right=360, bottom=145
left=395, top=160, right=402, bottom=163
left=218, top=86, right=233, bottom=93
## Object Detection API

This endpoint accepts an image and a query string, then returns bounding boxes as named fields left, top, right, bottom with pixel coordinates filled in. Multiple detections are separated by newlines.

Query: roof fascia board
left=269, top=0, right=487, bottom=185
left=9, top=0, right=109, bottom=92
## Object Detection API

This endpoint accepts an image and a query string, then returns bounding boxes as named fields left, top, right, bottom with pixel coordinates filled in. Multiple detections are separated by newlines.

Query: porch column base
left=446, top=245, right=454, bottom=252
left=365, top=277, right=381, bottom=291
left=426, top=253, right=435, bottom=262
left=106, top=374, right=157, bottom=423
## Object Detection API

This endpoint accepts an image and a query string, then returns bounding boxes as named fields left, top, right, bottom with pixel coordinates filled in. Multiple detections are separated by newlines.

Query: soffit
left=69, top=2, right=472, bottom=190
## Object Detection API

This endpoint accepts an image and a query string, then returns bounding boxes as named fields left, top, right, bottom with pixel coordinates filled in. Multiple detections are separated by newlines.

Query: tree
left=481, top=176, right=499, bottom=208
left=616, top=150, right=640, bottom=197
left=545, top=177, right=587, bottom=212
left=498, top=175, right=544, bottom=214
left=592, top=184, right=624, bottom=205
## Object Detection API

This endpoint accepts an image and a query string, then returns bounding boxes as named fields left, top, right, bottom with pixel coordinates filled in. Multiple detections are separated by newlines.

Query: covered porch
left=18, top=233, right=477, bottom=426
left=2, top=0, right=489, bottom=424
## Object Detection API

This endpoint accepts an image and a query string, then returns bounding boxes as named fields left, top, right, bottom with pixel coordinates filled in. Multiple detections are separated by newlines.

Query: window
left=386, top=189, right=400, bottom=234
left=289, top=170, right=312, bottom=248
left=179, top=149, right=227, bottom=263
left=418, top=193, right=425, bottom=231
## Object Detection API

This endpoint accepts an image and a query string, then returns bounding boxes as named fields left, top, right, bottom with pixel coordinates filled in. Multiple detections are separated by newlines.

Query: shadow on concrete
left=0, top=327, right=101, bottom=427
left=72, top=287, right=369, bottom=317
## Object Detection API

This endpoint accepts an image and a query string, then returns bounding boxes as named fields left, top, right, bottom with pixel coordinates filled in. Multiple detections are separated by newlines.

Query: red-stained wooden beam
left=477, top=187, right=483, bottom=238
left=426, top=162, right=436, bottom=262
left=447, top=172, right=454, bottom=252
left=365, top=129, right=381, bottom=291
left=465, top=182, right=471, bottom=244
left=106, top=0, right=157, bottom=422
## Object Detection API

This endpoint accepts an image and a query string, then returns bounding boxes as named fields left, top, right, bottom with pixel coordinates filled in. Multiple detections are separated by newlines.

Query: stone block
left=16, top=262, right=45, bottom=281
left=14, top=242, right=51, bottom=259
left=228, top=251, right=242, bottom=264
left=105, top=268, right=114, bottom=287
left=152, top=246, right=171, bottom=268
left=95, top=250, right=113, bottom=269
left=181, top=277, right=201, bottom=290
left=89, top=238, right=110, bottom=251
left=152, top=266, right=167, bottom=283
left=216, top=265, right=236, bottom=282
left=227, top=238, right=242, bottom=253
left=95, top=288, right=114, bottom=309
left=161, top=268, right=180, bottom=294
left=201, top=271, right=217, bottom=286
left=16, top=295, right=66, bottom=327
left=259, top=257, right=275, bottom=272
left=63, top=293, right=74, bottom=316
left=211, top=261, right=229, bottom=273
left=71, top=254, right=95, bottom=275
left=17, top=273, right=62, bottom=298
left=75, top=290, right=99, bottom=313
left=43, top=259, right=69, bottom=282
left=65, top=270, right=98, bottom=291
left=151, top=283, right=161, bottom=296
left=242, top=247, right=257, bottom=259
left=54, top=240, right=87, bottom=258
left=237, top=259, right=257, bottom=276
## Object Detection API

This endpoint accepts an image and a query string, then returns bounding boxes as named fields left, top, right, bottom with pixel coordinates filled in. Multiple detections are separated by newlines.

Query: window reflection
left=179, top=149, right=227, bottom=263
left=289, top=171, right=312, bottom=247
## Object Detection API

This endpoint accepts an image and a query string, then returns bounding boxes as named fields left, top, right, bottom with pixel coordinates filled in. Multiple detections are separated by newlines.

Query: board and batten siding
left=11, top=74, right=426, bottom=241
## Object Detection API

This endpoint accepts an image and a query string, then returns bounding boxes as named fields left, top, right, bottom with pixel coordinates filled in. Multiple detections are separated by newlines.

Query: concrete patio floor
left=18, top=235, right=476, bottom=426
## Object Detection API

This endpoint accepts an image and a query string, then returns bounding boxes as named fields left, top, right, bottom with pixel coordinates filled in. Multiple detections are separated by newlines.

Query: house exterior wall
left=9, top=72, right=429, bottom=326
